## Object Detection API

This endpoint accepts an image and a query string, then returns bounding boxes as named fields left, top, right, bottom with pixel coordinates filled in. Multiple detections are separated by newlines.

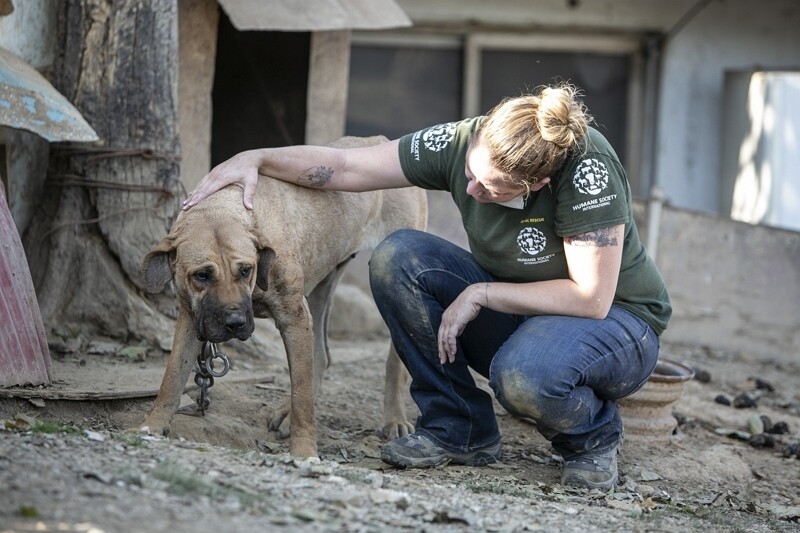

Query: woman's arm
left=183, top=139, right=412, bottom=210
left=437, top=224, right=624, bottom=362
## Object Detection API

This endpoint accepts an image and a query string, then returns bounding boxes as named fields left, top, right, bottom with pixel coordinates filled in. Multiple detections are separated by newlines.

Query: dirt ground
left=1, top=326, right=799, bottom=532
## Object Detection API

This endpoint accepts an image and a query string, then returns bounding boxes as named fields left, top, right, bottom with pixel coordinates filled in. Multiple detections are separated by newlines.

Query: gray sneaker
left=561, top=445, right=619, bottom=490
left=381, top=433, right=501, bottom=468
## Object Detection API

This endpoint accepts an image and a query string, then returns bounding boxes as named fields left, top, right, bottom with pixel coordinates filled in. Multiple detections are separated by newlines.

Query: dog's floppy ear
left=256, top=246, right=276, bottom=291
left=140, top=235, right=176, bottom=293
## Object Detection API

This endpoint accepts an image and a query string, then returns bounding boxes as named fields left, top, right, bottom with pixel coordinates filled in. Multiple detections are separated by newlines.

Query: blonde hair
left=475, top=83, right=591, bottom=188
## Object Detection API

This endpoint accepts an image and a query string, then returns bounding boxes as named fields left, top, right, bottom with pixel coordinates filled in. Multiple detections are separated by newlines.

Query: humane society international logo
left=573, top=158, right=610, bottom=195
left=423, top=123, right=456, bottom=152
left=515, top=227, right=555, bottom=265
left=409, top=123, right=456, bottom=161
left=517, top=227, right=546, bottom=256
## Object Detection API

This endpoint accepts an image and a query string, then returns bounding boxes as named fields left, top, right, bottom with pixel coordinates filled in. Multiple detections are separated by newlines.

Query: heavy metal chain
left=194, top=341, right=231, bottom=416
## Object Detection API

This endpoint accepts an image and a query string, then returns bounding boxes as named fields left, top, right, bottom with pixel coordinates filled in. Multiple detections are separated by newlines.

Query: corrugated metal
left=0, top=46, right=99, bottom=143
left=0, top=186, right=51, bottom=387
left=217, top=0, right=411, bottom=31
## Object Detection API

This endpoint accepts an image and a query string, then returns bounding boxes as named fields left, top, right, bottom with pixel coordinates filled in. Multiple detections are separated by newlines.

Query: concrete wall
left=395, top=0, right=800, bottom=218
left=655, top=0, right=800, bottom=215
left=395, top=0, right=693, bottom=32
left=652, top=204, right=800, bottom=362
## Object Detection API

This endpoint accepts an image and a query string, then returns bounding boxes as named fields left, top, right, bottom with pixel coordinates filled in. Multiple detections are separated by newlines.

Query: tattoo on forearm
left=297, top=166, right=333, bottom=187
left=564, top=227, right=619, bottom=247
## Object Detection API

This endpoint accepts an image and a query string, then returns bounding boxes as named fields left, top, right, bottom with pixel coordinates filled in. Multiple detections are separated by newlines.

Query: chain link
left=194, top=342, right=230, bottom=416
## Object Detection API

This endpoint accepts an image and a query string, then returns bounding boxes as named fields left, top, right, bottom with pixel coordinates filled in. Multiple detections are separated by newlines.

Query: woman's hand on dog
left=183, top=150, right=262, bottom=211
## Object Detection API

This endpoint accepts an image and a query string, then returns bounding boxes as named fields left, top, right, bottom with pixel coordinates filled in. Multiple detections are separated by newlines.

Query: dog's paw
left=290, top=436, right=318, bottom=459
left=139, top=425, right=170, bottom=437
left=379, top=419, right=414, bottom=440
left=268, top=401, right=291, bottom=439
left=133, top=418, right=171, bottom=437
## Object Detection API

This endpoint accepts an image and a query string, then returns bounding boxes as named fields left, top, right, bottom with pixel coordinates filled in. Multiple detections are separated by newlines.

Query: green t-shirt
left=398, top=118, right=672, bottom=335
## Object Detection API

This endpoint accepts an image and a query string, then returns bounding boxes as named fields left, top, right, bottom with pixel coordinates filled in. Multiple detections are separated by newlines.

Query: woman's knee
left=370, top=229, right=456, bottom=293
left=490, top=352, right=564, bottom=421
left=491, top=360, right=586, bottom=436
left=370, top=229, right=418, bottom=290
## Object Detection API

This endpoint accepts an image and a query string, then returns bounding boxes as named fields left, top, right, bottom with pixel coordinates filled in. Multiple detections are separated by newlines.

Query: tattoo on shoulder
left=297, top=166, right=333, bottom=187
left=564, top=227, right=619, bottom=247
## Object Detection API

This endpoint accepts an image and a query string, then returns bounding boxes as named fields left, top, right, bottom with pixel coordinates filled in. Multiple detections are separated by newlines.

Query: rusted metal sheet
left=217, top=0, right=412, bottom=31
left=0, top=45, right=99, bottom=143
left=0, top=185, right=51, bottom=387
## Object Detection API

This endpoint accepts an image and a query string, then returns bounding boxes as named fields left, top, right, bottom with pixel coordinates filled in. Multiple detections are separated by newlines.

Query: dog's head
left=140, top=215, right=276, bottom=343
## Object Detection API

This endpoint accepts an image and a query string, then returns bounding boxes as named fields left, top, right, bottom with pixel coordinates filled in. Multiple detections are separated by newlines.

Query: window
left=346, top=35, right=462, bottom=140
left=348, top=31, right=645, bottom=193
left=721, top=71, right=800, bottom=231
left=478, top=49, right=630, bottom=163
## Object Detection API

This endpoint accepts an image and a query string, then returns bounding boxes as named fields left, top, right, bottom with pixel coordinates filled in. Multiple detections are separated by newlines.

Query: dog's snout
left=224, top=307, right=247, bottom=331
left=197, top=299, right=254, bottom=343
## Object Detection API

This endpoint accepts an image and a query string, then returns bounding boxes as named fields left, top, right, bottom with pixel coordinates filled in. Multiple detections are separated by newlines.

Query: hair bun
left=475, top=82, right=592, bottom=182
left=536, top=85, right=588, bottom=148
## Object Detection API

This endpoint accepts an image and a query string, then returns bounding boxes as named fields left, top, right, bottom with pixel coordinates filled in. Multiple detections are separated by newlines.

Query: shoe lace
left=567, top=450, right=615, bottom=470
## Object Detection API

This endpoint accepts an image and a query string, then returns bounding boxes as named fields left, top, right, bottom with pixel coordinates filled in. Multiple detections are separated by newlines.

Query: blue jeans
left=369, top=229, right=660, bottom=459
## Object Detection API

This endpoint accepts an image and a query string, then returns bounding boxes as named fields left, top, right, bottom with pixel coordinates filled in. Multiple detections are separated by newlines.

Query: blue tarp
left=0, top=46, right=99, bottom=143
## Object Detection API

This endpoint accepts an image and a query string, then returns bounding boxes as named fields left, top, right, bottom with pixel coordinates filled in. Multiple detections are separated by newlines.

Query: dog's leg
left=139, top=309, right=200, bottom=436
left=307, top=258, right=351, bottom=396
left=269, top=293, right=318, bottom=458
left=270, top=260, right=351, bottom=442
left=380, top=343, right=414, bottom=439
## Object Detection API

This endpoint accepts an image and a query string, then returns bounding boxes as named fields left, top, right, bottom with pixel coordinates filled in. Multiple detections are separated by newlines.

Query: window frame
left=464, top=32, right=645, bottom=183
left=350, top=30, right=647, bottom=192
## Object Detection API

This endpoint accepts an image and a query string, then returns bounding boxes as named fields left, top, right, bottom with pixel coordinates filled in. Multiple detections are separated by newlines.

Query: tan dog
left=138, top=136, right=427, bottom=458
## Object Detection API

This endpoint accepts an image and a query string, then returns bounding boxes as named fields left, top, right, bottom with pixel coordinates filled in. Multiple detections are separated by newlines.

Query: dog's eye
left=192, top=271, right=211, bottom=283
left=240, top=266, right=252, bottom=278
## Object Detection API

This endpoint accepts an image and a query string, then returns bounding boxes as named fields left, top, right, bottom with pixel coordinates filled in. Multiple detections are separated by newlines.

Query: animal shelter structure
left=0, top=0, right=412, bottom=384
left=1, top=0, right=799, bottom=371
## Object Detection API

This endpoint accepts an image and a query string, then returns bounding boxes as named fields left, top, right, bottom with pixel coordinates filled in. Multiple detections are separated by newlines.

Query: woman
left=183, top=83, right=671, bottom=490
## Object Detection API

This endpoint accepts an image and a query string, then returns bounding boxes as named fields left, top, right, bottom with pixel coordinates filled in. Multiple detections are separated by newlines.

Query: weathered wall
left=395, top=0, right=800, bottom=222
left=395, top=0, right=693, bottom=32
left=655, top=0, right=800, bottom=216
left=651, top=205, right=800, bottom=362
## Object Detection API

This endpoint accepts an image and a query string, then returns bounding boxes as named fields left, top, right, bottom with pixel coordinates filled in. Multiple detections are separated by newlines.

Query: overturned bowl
left=618, top=357, right=695, bottom=443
